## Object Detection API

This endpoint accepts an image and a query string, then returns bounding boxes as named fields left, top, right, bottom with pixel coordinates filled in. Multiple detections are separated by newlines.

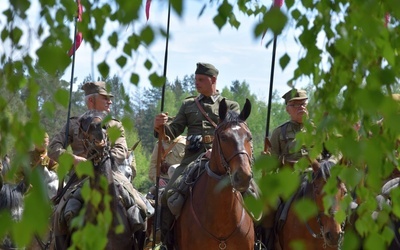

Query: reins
left=188, top=185, right=249, bottom=250
left=189, top=119, right=253, bottom=249
left=302, top=168, right=346, bottom=249
left=213, top=121, right=253, bottom=178
left=302, top=182, right=324, bottom=240
left=80, top=119, right=110, bottom=166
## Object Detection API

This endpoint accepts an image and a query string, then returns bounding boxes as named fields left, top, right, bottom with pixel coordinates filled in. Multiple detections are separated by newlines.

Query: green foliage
left=2, top=0, right=400, bottom=248
left=75, top=161, right=94, bottom=178
left=293, top=198, right=318, bottom=222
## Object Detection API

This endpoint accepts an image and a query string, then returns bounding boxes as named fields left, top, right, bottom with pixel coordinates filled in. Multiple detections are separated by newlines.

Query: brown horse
left=277, top=160, right=346, bottom=250
left=175, top=98, right=255, bottom=250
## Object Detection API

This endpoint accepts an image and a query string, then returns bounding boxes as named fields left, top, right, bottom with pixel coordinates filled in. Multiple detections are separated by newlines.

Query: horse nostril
left=325, top=232, right=332, bottom=241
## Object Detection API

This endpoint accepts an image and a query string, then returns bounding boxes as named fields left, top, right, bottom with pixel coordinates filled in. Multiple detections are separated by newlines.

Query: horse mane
left=218, top=109, right=243, bottom=129
left=312, top=160, right=335, bottom=182
left=0, top=182, right=25, bottom=220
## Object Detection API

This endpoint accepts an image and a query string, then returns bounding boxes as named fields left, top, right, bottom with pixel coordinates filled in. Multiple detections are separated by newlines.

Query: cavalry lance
left=153, top=2, right=172, bottom=248
left=263, top=0, right=284, bottom=154
left=259, top=1, right=284, bottom=249
left=55, top=0, right=82, bottom=202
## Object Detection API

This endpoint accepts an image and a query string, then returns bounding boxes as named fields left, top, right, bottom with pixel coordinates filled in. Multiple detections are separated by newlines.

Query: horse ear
left=219, top=98, right=228, bottom=121
left=80, top=116, right=92, bottom=132
left=17, top=180, right=29, bottom=195
left=239, top=98, right=251, bottom=121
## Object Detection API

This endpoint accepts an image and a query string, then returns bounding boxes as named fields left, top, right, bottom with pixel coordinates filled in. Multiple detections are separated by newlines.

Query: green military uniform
left=270, top=120, right=305, bottom=165
left=158, top=62, right=240, bottom=248
left=50, top=82, right=133, bottom=250
left=48, top=81, right=127, bottom=165
left=148, top=135, right=186, bottom=183
left=48, top=113, right=127, bottom=165
left=161, top=93, right=240, bottom=189
left=269, top=88, right=309, bottom=166
left=260, top=89, right=308, bottom=249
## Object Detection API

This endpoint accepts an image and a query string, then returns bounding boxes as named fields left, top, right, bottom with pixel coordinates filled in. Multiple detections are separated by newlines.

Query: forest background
left=2, top=0, right=400, bottom=249
left=1, top=71, right=295, bottom=192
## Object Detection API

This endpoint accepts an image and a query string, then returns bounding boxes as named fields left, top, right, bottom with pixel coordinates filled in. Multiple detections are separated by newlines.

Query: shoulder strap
left=281, top=122, right=289, bottom=142
left=194, top=97, right=217, bottom=128
left=162, top=139, right=180, bottom=160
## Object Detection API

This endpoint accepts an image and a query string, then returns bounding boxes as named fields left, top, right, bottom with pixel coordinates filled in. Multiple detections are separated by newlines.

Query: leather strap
left=162, top=138, right=180, bottom=161
left=195, top=97, right=217, bottom=128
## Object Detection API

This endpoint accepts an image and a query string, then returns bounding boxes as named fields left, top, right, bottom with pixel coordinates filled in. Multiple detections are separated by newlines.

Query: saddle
left=166, top=154, right=261, bottom=220
left=166, top=154, right=207, bottom=218
left=53, top=172, right=153, bottom=249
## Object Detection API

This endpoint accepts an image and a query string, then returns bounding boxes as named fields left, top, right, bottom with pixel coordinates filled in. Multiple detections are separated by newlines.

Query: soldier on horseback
left=153, top=62, right=240, bottom=249
left=48, top=81, right=128, bottom=167
left=259, top=88, right=310, bottom=249
left=261, top=88, right=341, bottom=249
left=48, top=82, right=130, bottom=249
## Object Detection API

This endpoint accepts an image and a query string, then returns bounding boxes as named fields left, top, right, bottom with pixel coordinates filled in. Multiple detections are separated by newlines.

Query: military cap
left=81, top=81, right=114, bottom=97
left=282, top=89, right=308, bottom=105
left=195, top=62, right=219, bottom=77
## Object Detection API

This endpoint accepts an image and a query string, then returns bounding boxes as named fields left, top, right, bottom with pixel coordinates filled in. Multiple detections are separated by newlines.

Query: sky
left=63, top=1, right=307, bottom=101
left=1, top=1, right=308, bottom=102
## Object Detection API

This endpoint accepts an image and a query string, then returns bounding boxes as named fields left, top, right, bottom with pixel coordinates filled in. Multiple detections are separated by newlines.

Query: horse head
left=79, top=111, right=109, bottom=165
left=211, top=98, right=253, bottom=192
left=310, top=160, right=346, bottom=248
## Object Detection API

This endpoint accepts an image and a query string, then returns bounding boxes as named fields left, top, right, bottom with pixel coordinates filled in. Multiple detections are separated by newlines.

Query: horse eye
left=219, top=134, right=228, bottom=142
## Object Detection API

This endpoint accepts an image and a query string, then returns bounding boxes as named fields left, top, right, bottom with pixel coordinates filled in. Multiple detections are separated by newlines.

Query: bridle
left=80, top=116, right=110, bottom=166
left=188, top=120, right=254, bottom=249
left=189, top=185, right=250, bottom=250
left=208, top=121, right=253, bottom=187
left=303, top=172, right=346, bottom=248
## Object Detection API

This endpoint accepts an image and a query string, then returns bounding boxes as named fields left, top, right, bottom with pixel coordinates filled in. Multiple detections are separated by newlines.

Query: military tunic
left=164, top=94, right=239, bottom=166
left=270, top=120, right=305, bottom=165
left=148, top=135, right=186, bottom=183
left=48, top=113, right=128, bottom=165
left=160, top=93, right=240, bottom=199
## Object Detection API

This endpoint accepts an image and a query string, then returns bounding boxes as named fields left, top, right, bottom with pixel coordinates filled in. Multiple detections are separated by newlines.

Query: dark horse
left=0, top=157, right=28, bottom=249
left=53, top=112, right=144, bottom=249
left=352, top=177, right=400, bottom=250
left=277, top=160, right=347, bottom=250
left=175, top=99, right=255, bottom=250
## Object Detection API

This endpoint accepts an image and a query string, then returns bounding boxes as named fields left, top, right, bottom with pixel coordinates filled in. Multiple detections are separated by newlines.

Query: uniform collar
left=289, top=120, right=304, bottom=129
left=198, top=91, right=220, bottom=103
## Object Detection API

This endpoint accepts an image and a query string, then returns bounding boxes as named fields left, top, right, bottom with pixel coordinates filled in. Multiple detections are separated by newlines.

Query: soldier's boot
left=262, top=227, right=275, bottom=250
left=258, top=209, right=276, bottom=250
left=160, top=206, right=174, bottom=249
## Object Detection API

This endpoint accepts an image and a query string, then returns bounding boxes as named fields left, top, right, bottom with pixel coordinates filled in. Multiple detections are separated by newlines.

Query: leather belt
left=202, top=135, right=214, bottom=144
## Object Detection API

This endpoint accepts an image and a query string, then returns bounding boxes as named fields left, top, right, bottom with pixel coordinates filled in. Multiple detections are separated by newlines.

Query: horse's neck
left=201, top=163, right=241, bottom=209
left=192, top=173, right=244, bottom=231
left=93, top=157, right=118, bottom=201
left=209, top=150, right=226, bottom=176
